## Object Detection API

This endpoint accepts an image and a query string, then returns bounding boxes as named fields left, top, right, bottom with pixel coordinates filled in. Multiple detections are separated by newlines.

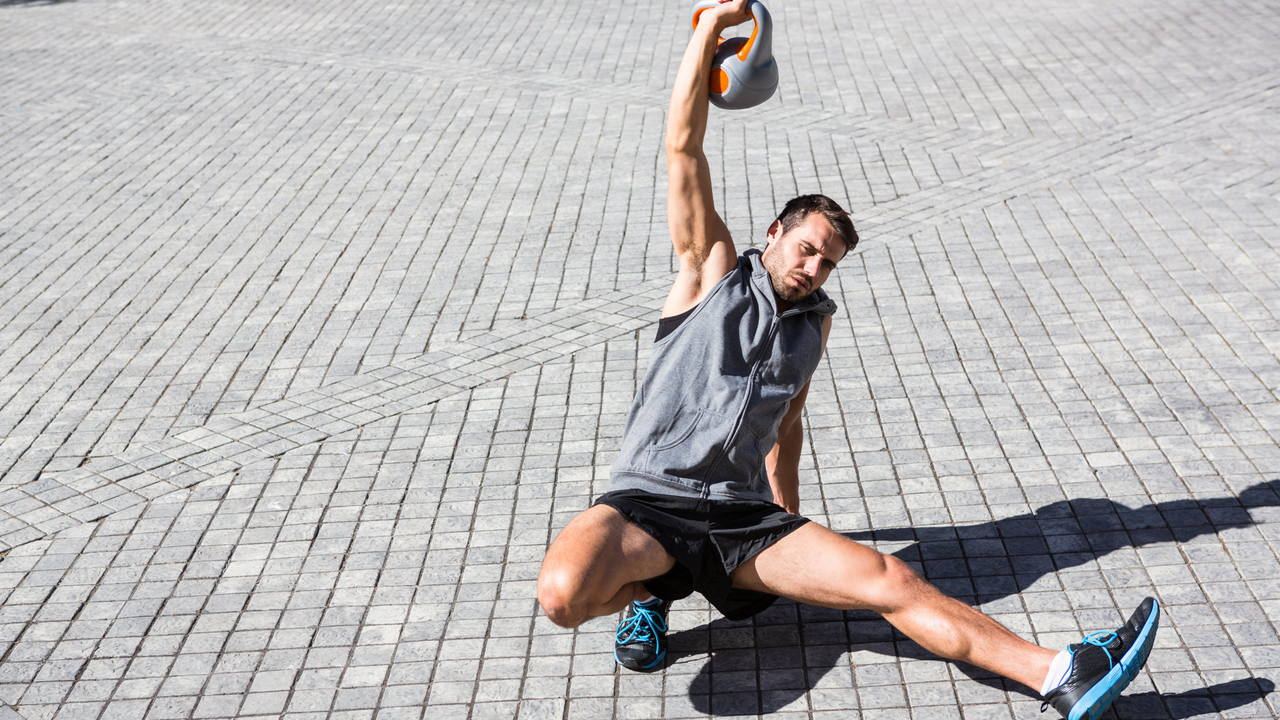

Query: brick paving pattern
left=2, top=0, right=1279, bottom=718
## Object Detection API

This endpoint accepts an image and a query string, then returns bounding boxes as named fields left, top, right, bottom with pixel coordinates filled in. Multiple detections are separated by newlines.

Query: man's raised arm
left=663, top=0, right=751, bottom=317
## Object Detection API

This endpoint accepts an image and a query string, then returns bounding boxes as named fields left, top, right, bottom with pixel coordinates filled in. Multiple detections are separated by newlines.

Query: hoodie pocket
left=645, top=410, right=733, bottom=479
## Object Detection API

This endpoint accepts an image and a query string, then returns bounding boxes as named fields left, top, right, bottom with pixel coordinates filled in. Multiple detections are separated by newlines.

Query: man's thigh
left=730, top=521, right=917, bottom=613
left=539, top=503, right=676, bottom=603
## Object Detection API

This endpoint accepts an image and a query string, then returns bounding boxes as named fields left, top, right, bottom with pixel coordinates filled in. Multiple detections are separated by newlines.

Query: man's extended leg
left=537, top=504, right=675, bottom=628
left=733, top=521, right=1160, bottom=720
left=731, top=522, right=1058, bottom=690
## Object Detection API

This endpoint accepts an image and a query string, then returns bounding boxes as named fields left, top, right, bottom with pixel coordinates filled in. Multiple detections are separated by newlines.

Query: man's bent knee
left=536, top=503, right=674, bottom=628
left=537, top=566, right=590, bottom=628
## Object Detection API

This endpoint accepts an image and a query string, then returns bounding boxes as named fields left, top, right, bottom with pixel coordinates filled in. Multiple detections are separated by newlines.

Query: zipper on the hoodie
left=702, top=311, right=780, bottom=498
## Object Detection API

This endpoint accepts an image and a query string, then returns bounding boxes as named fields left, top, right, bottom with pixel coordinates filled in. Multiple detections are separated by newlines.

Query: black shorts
left=593, top=489, right=809, bottom=621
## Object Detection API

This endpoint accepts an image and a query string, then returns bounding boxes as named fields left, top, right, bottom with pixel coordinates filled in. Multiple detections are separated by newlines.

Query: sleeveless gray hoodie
left=609, top=249, right=838, bottom=503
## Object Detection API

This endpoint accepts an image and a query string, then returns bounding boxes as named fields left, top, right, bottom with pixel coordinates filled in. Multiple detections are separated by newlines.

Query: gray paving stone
left=3, top=0, right=1280, bottom=717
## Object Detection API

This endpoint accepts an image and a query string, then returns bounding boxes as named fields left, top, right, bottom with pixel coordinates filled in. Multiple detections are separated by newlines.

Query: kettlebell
left=689, top=0, right=778, bottom=110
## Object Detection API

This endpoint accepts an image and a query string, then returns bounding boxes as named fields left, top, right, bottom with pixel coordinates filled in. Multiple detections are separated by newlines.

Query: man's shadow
left=669, top=480, right=1280, bottom=717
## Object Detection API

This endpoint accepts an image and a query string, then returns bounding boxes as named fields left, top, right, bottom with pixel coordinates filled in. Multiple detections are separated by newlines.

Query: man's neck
left=774, top=291, right=794, bottom=313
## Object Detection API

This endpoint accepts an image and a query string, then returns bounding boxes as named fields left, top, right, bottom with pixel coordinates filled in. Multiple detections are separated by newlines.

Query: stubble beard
left=762, top=250, right=809, bottom=304
left=770, top=275, right=807, bottom=303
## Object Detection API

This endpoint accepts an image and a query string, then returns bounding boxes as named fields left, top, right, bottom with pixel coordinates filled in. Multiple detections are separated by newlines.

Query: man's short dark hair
left=775, top=194, right=858, bottom=255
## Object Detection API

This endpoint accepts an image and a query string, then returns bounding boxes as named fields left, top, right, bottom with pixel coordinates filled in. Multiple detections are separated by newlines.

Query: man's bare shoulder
left=663, top=237, right=738, bottom=317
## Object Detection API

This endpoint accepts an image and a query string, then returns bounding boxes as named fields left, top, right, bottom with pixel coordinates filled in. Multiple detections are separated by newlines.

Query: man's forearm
left=767, top=421, right=803, bottom=513
left=666, top=11, right=733, bottom=156
left=664, top=1, right=749, bottom=292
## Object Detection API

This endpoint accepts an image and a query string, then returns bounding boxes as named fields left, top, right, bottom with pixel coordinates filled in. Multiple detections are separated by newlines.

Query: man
left=537, top=2, right=1159, bottom=718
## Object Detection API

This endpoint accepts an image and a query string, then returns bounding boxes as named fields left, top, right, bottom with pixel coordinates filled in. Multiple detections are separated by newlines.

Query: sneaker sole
left=615, top=648, right=666, bottom=672
left=1068, top=597, right=1160, bottom=720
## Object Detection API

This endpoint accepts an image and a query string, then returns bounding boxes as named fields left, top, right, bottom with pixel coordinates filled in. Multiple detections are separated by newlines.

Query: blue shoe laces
left=1080, top=630, right=1119, bottom=670
left=616, top=600, right=667, bottom=646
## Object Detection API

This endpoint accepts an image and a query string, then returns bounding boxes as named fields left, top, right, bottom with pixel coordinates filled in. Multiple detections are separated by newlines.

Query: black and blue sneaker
left=614, top=597, right=669, bottom=672
left=1042, top=597, right=1160, bottom=720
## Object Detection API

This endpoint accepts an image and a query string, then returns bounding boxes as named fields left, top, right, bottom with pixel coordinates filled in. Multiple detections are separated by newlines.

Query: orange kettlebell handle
left=690, top=2, right=760, bottom=62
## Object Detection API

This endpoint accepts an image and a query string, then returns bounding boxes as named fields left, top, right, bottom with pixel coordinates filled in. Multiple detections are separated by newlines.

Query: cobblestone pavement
left=2, top=0, right=1279, bottom=718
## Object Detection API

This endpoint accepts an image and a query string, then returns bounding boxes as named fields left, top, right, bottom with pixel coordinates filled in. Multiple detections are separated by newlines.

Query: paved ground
left=2, top=0, right=1280, bottom=718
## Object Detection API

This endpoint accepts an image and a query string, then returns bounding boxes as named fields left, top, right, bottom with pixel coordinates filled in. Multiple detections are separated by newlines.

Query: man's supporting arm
left=766, top=315, right=833, bottom=513
left=663, top=0, right=751, bottom=317
left=767, top=382, right=807, bottom=514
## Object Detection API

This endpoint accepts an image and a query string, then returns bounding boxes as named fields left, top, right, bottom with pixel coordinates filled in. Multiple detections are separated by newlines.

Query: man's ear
left=764, top=219, right=782, bottom=247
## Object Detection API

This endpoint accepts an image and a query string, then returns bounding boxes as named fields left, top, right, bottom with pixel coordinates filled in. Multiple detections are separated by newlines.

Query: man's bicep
left=667, top=151, right=732, bottom=269
left=779, top=317, right=830, bottom=428
left=778, top=316, right=831, bottom=437
left=664, top=153, right=736, bottom=313
left=779, top=380, right=811, bottom=435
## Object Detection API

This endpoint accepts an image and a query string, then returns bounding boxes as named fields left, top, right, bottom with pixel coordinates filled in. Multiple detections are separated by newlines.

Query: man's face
left=760, top=213, right=845, bottom=305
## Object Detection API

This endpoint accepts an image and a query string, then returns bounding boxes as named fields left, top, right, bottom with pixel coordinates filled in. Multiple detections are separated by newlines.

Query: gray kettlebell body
left=690, top=0, right=778, bottom=110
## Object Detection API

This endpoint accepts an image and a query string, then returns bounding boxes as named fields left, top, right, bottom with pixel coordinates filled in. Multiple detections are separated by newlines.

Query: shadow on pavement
left=844, top=478, right=1280, bottom=605
left=0, top=0, right=76, bottom=6
left=670, top=480, right=1280, bottom=717
left=1117, top=677, right=1275, bottom=719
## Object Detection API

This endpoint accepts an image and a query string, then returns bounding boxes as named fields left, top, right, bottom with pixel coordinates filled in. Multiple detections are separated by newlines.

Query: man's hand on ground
left=775, top=489, right=800, bottom=516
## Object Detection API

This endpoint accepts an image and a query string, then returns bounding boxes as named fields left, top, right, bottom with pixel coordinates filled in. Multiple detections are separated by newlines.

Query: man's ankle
left=1040, top=650, right=1072, bottom=695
